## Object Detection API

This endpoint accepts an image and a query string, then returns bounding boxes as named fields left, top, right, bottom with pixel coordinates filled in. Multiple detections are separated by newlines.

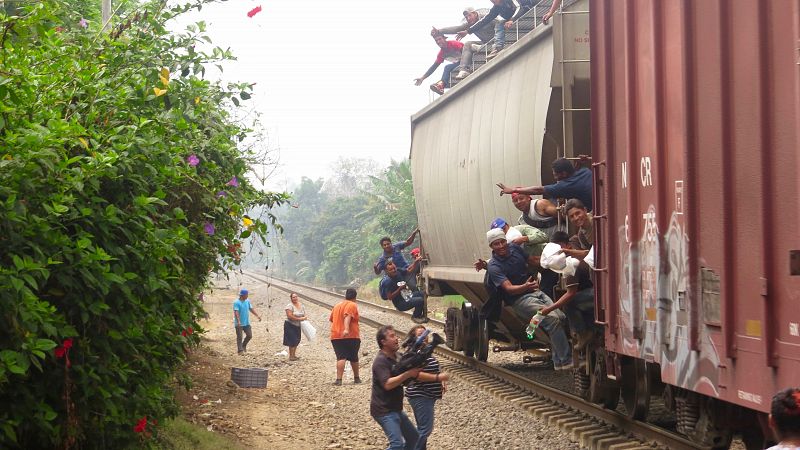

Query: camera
left=391, top=329, right=445, bottom=377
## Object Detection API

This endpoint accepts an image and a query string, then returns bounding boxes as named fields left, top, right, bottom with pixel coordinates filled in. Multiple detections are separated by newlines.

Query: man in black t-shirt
left=540, top=231, right=596, bottom=349
left=371, top=325, right=422, bottom=450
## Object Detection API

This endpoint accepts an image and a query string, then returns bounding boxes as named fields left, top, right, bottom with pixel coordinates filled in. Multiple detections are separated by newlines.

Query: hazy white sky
left=175, top=0, right=477, bottom=191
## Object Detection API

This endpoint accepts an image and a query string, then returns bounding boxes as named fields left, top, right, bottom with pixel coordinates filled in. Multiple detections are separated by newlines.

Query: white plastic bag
left=300, top=320, right=316, bottom=342
left=585, top=246, right=595, bottom=269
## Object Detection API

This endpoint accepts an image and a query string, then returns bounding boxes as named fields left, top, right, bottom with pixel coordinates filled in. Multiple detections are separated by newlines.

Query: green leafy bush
left=0, top=1, right=287, bottom=447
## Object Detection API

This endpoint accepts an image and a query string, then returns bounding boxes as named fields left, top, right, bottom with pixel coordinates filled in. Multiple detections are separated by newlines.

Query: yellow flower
left=78, top=137, right=89, bottom=149
left=243, top=217, right=254, bottom=229
left=159, top=67, right=170, bottom=86
left=153, top=87, right=167, bottom=97
left=194, top=97, right=201, bottom=105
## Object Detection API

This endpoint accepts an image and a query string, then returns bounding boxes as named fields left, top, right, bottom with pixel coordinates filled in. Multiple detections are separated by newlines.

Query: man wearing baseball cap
left=475, top=228, right=573, bottom=370
left=435, top=7, right=494, bottom=80
left=233, top=289, right=262, bottom=354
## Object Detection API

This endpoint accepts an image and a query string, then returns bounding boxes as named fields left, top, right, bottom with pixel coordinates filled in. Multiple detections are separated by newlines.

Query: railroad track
left=244, top=272, right=704, bottom=450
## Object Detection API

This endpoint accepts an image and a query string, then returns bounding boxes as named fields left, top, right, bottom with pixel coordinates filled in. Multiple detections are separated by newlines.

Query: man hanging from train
left=538, top=231, right=596, bottom=352
left=380, top=260, right=428, bottom=323
left=497, top=156, right=594, bottom=211
left=373, top=226, right=420, bottom=289
left=562, top=198, right=592, bottom=260
left=474, top=228, right=574, bottom=370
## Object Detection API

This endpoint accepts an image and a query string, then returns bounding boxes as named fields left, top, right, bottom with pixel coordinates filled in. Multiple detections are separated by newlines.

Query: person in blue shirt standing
left=496, top=156, right=594, bottom=211
left=233, top=289, right=261, bottom=354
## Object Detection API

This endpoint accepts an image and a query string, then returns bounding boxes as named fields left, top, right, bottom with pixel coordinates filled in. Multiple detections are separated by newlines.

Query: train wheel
left=676, top=391, right=733, bottom=449
left=445, top=308, right=458, bottom=349
left=587, top=347, right=619, bottom=409
left=620, top=358, right=650, bottom=420
left=462, top=306, right=476, bottom=358
left=451, top=309, right=464, bottom=352
left=474, top=316, right=489, bottom=362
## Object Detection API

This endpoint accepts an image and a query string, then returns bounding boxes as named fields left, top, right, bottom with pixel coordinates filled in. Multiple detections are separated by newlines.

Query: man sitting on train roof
left=475, top=228, right=573, bottom=370
left=538, top=231, right=596, bottom=352
left=563, top=198, right=592, bottom=260
left=436, top=7, right=493, bottom=81
left=413, top=29, right=464, bottom=96
left=497, top=156, right=594, bottom=211
left=374, top=227, right=420, bottom=287
left=379, top=260, right=428, bottom=324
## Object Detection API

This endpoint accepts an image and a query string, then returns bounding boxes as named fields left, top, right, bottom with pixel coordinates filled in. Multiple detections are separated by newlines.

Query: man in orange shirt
left=329, top=288, right=361, bottom=385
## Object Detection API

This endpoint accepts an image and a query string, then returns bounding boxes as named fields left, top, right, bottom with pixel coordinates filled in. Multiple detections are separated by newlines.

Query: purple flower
left=216, top=191, right=227, bottom=198
left=79, top=18, right=88, bottom=28
left=226, top=176, right=239, bottom=187
left=186, top=154, right=199, bottom=166
left=203, top=222, right=215, bottom=236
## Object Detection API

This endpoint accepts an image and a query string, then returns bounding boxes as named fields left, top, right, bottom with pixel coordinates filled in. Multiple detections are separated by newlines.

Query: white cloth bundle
left=540, top=242, right=580, bottom=277
left=300, top=320, right=317, bottom=342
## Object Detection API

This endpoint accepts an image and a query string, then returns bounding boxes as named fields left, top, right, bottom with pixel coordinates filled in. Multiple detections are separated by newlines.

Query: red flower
left=55, top=338, right=74, bottom=358
left=134, top=416, right=147, bottom=433
left=55, top=347, right=66, bottom=358
left=181, top=330, right=187, bottom=337
left=247, top=6, right=262, bottom=17
left=62, top=338, right=73, bottom=349
left=188, top=327, right=193, bottom=335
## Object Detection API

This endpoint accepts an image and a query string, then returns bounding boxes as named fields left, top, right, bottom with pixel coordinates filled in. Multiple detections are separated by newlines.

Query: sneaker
left=454, top=70, right=470, bottom=80
left=486, top=48, right=501, bottom=60
left=429, top=81, right=445, bottom=95
left=411, top=316, right=429, bottom=324
left=333, top=379, right=342, bottom=386
left=353, top=378, right=362, bottom=384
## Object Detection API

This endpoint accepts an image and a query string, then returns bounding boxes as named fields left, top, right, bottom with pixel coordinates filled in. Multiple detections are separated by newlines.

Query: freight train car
left=410, top=0, right=591, bottom=359
left=591, top=0, right=800, bottom=447
left=411, top=0, right=799, bottom=447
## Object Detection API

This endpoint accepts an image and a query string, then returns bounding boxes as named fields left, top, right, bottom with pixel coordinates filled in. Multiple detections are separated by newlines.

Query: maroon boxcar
left=591, top=0, right=800, bottom=445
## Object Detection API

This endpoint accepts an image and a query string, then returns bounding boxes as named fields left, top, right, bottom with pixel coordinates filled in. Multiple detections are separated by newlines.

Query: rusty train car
left=410, top=0, right=800, bottom=447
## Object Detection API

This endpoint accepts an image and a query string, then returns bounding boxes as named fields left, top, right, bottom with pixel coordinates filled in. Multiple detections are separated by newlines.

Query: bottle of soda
left=525, top=311, right=544, bottom=340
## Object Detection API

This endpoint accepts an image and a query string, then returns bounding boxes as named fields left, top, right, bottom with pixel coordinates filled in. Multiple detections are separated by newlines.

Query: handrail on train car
left=590, top=159, right=609, bottom=327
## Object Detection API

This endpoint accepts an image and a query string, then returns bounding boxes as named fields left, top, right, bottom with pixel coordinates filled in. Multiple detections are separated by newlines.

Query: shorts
left=331, top=338, right=361, bottom=362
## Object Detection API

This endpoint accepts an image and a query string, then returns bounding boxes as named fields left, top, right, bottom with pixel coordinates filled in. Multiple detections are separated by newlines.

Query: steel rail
left=242, top=274, right=705, bottom=450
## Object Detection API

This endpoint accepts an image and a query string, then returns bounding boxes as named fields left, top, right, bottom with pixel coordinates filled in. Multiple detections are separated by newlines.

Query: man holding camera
left=371, top=325, right=422, bottom=450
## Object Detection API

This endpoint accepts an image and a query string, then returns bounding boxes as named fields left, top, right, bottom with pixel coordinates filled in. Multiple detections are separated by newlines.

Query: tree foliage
left=274, top=159, right=418, bottom=287
left=0, top=0, right=287, bottom=447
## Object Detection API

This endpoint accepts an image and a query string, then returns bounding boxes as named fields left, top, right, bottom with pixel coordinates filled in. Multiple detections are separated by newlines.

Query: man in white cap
left=436, top=7, right=493, bottom=80
left=474, top=229, right=573, bottom=370
left=233, top=289, right=262, bottom=354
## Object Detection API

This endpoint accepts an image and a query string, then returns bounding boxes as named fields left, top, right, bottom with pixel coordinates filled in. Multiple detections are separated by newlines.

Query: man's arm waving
left=497, top=182, right=545, bottom=196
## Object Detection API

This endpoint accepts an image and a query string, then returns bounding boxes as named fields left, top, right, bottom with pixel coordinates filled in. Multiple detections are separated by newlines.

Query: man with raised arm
left=497, top=156, right=594, bottom=211
left=413, top=29, right=464, bottom=96
left=436, top=7, right=493, bottom=80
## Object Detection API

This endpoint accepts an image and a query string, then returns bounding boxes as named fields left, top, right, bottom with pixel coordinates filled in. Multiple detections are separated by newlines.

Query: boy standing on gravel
left=371, top=325, right=422, bottom=450
left=233, top=289, right=261, bottom=354
left=329, top=288, right=362, bottom=385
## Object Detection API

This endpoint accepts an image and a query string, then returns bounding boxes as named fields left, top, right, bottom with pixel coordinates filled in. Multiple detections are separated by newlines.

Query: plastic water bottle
left=525, top=312, right=544, bottom=340
left=398, top=281, right=412, bottom=302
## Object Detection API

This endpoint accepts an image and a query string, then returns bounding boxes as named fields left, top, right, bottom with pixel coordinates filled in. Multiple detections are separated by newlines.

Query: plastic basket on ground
left=231, top=367, right=268, bottom=388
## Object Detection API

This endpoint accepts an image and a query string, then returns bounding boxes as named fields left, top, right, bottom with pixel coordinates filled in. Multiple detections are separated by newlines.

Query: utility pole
left=102, top=0, right=111, bottom=26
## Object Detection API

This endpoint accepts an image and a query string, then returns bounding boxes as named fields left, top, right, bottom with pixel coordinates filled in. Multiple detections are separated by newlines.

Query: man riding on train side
left=497, top=156, right=594, bottom=211
left=474, top=228, right=573, bottom=370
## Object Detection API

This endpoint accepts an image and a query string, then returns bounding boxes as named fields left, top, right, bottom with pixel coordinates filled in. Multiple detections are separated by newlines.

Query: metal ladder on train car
left=556, top=3, right=590, bottom=160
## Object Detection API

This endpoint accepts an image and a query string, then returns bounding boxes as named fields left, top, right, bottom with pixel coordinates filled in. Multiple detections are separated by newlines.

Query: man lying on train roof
left=563, top=198, right=592, bottom=260
left=497, top=156, right=594, bottom=211
left=474, top=228, right=574, bottom=370
left=538, top=231, right=596, bottom=351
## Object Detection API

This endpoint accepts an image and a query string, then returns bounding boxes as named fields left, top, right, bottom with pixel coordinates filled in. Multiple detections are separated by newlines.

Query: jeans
left=375, top=411, right=419, bottom=450
left=235, top=325, right=252, bottom=352
left=458, top=42, right=481, bottom=72
left=440, top=62, right=459, bottom=87
left=408, top=396, right=436, bottom=450
left=564, top=288, right=596, bottom=334
left=511, top=292, right=572, bottom=366
left=494, top=20, right=506, bottom=50
left=392, top=291, right=426, bottom=318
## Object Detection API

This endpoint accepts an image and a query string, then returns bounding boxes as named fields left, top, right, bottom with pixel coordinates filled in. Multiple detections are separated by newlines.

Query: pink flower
left=226, top=177, right=239, bottom=187
left=203, top=222, right=215, bottom=236
left=247, top=6, right=262, bottom=17
left=79, top=18, right=88, bottom=28
left=186, top=154, right=199, bottom=166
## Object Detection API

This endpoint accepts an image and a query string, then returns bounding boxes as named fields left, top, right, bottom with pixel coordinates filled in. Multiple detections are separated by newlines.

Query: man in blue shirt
left=496, top=156, right=594, bottom=211
left=373, top=227, right=421, bottom=290
left=233, top=289, right=261, bottom=354
left=475, top=228, right=573, bottom=370
left=379, top=260, right=427, bottom=323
